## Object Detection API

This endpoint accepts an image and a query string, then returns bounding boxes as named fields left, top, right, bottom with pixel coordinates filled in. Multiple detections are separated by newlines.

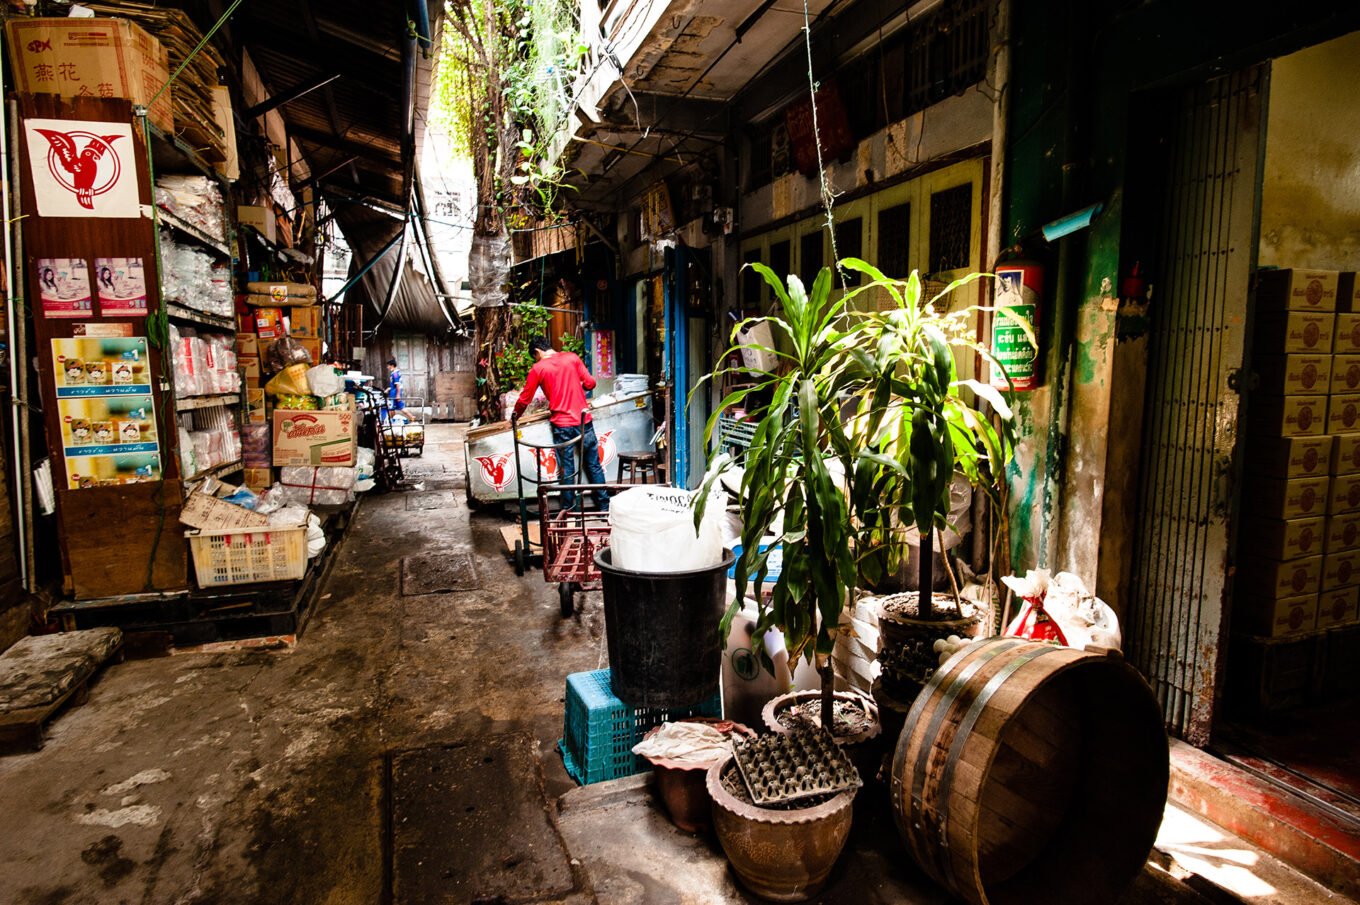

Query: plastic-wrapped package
left=265, top=337, right=313, bottom=375
left=241, top=423, right=272, bottom=467
left=254, top=483, right=289, bottom=515
left=268, top=502, right=310, bottom=527
left=178, top=426, right=197, bottom=477
left=306, top=513, right=325, bottom=558
left=279, top=465, right=356, bottom=506
left=265, top=363, right=311, bottom=397
left=156, top=175, right=226, bottom=242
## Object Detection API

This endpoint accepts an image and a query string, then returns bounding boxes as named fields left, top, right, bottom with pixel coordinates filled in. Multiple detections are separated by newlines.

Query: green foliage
left=560, top=332, right=585, bottom=357
left=496, top=301, right=553, bottom=388
left=432, top=0, right=585, bottom=222
left=694, top=262, right=1019, bottom=686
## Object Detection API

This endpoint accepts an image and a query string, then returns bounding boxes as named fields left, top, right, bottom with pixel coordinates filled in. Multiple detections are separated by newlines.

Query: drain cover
left=401, top=553, right=480, bottom=595
left=389, top=733, right=574, bottom=903
left=405, top=491, right=458, bottom=511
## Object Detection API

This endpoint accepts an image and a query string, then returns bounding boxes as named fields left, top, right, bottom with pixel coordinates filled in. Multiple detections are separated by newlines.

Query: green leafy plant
left=495, top=300, right=553, bottom=388
left=695, top=260, right=1019, bottom=728
left=560, top=332, right=585, bottom=357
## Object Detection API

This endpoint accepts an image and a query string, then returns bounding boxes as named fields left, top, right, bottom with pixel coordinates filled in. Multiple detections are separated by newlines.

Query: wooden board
left=501, top=522, right=542, bottom=552
left=0, top=637, right=123, bottom=751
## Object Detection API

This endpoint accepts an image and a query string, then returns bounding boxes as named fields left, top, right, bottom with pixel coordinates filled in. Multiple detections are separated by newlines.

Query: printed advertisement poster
left=593, top=329, right=616, bottom=379
left=52, top=336, right=150, bottom=398
left=94, top=257, right=148, bottom=317
left=58, top=394, right=158, bottom=455
left=36, top=257, right=93, bottom=319
left=65, top=452, right=161, bottom=489
left=25, top=119, right=140, bottom=219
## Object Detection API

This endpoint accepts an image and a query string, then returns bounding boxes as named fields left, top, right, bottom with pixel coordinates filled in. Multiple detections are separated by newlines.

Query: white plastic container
left=607, top=485, right=724, bottom=572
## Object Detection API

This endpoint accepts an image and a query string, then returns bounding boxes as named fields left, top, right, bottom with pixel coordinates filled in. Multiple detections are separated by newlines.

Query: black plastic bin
left=593, top=547, right=735, bottom=709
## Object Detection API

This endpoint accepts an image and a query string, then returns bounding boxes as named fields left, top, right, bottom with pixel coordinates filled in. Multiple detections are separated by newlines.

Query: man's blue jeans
left=551, top=421, right=609, bottom=510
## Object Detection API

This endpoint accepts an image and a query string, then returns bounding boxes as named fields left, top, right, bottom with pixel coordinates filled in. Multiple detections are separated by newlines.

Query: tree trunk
left=920, top=525, right=935, bottom=620
left=819, top=659, right=835, bottom=733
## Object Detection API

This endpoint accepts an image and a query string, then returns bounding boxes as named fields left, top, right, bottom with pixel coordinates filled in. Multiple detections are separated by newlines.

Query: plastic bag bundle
left=265, top=362, right=311, bottom=397
left=155, top=175, right=226, bottom=242
left=306, top=513, right=325, bottom=558
left=306, top=364, right=344, bottom=398
left=268, top=502, right=309, bottom=527
left=241, top=422, right=272, bottom=468
left=279, top=466, right=356, bottom=506
left=158, top=231, right=233, bottom=317
left=608, top=485, right=725, bottom=572
left=265, top=338, right=313, bottom=376
left=1001, top=569, right=1122, bottom=651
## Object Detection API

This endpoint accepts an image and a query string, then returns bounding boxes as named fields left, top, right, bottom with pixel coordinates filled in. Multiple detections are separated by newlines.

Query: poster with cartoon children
left=56, top=392, right=160, bottom=489
left=65, top=452, right=161, bottom=489
left=94, top=257, right=149, bottom=317
left=52, top=337, right=149, bottom=398
left=35, top=258, right=94, bottom=318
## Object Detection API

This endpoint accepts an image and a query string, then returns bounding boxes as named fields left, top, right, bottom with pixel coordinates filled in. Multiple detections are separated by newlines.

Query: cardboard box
left=1324, top=550, right=1360, bottom=590
left=1245, top=475, right=1330, bottom=520
left=1332, top=355, right=1360, bottom=394
left=210, top=85, right=239, bottom=182
left=236, top=333, right=259, bottom=357
left=272, top=408, right=357, bottom=467
left=1332, top=434, right=1360, bottom=475
left=1241, top=594, right=1318, bottom=638
left=1240, top=555, right=1322, bottom=600
left=1318, top=586, right=1360, bottom=628
left=1251, top=435, right=1333, bottom=479
left=288, top=306, right=320, bottom=338
left=243, top=467, right=272, bottom=491
left=246, top=388, right=267, bottom=424
left=1330, top=473, right=1360, bottom=515
left=179, top=489, right=269, bottom=530
left=1240, top=517, right=1327, bottom=561
left=1256, top=354, right=1330, bottom=396
left=252, top=307, right=285, bottom=340
left=1255, top=269, right=1339, bottom=313
left=1326, top=512, right=1360, bottom=553
left=1335, top=313, right=1360, bottom=353
left=238, top=205, right=277, bottom=244
left=239, top=356, right=261, bottom=385
left=1327, top=394, right=1360, bottom=435
left=4, top=18, right=173, bottom=132
left=1250, top=395, right=1325, bottom=437
left=1256, top=312, right=1334, bottom=355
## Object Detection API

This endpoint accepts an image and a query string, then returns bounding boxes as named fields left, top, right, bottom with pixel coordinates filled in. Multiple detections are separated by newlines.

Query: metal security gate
left=1126, top=67, right=1265, bottom=744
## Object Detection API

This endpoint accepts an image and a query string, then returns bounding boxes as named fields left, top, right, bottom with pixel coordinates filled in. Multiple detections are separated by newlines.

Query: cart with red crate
left=537, top=481, right=629, bottom=617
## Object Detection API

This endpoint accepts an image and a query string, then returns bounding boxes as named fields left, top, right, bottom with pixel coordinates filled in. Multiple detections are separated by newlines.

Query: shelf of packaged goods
left=157, top=208, right=232, bottom=259
left=176, top=394, right=240, bottom=413
left=185, top=460, right=244, bottom=483
left=165, top=302, right=235, bottom=332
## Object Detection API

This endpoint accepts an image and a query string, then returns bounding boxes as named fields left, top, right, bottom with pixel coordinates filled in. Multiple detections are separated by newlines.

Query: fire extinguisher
left=990, top=260, right=1043, bottom=392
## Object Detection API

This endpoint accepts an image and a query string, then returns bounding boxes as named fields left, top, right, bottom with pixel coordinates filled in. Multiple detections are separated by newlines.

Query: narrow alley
left=0, top=425, right=1338, bottom=905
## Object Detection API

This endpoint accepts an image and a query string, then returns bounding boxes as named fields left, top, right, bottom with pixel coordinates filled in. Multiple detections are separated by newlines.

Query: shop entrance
left=1126, top=31, right=1360, bottom=822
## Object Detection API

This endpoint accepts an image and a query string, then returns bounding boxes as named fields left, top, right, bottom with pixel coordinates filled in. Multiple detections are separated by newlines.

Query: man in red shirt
left=513, top=337, right=609, bottom=510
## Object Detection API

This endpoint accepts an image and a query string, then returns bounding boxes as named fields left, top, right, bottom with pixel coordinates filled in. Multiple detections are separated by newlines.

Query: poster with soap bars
left=51, top=336, right=161, bottom=488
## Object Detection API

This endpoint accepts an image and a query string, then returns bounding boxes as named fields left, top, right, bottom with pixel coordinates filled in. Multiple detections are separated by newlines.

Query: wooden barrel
left=890, top=637, right=1168, bottom=905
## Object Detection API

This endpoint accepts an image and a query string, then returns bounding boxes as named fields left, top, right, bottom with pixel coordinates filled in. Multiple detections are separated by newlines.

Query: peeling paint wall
left=1259, top=30, right=1360, bottom=270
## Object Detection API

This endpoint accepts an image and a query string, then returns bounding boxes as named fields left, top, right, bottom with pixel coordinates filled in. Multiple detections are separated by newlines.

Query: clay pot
left=878, top=605, right=981, bottom=651
left=706, top=754, right=855, bottom=901
left=761, top=690, right=881, bottom=745
left=643, top=719, right=755, bottom=833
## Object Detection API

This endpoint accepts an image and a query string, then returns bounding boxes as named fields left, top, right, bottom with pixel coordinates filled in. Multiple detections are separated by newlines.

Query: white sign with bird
left=25, top=118, right=140, bottom=219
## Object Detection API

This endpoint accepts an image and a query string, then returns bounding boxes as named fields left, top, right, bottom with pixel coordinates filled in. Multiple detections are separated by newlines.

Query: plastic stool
left=618, top=451, right=659, bottom=484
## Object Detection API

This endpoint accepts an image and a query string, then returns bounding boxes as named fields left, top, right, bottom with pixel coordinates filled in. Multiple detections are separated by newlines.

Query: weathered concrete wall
left=1259, top=31, right=1360, bottom=270
left=740, top=90, right=992, bottom=234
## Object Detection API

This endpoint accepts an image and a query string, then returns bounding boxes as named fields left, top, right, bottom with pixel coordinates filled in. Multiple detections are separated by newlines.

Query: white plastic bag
left=1001, top=569, right=1122, bottom=651
left=306, top=364, right=343, bottom=398
left=608, top=485, right=724, bottom=572
left=306, top=513, right=325, bottom=558
left=279, top=466, right=356, bottom=506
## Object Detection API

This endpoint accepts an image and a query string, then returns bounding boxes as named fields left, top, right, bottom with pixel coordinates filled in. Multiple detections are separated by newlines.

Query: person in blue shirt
left=385, top=358, right=404, bottom=419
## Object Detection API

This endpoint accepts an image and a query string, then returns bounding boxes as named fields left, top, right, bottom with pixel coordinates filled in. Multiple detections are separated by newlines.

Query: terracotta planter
left=706, top=754, right=854, bottom=901
left=642, top=719, right=754, bottom=834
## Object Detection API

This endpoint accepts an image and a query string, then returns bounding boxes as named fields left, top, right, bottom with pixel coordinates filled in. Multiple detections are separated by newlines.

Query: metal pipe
left=2, top=96, right=27, bottom=591
left=411, top=0, right=433, bottom=54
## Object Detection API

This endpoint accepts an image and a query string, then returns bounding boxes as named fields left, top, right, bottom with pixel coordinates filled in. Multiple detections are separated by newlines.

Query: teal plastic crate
left=558, top=668, right=722, bottom=785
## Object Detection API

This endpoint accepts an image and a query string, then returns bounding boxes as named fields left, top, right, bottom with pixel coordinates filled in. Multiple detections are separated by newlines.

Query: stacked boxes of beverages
left=1323, top=271, right=1360, bottom=630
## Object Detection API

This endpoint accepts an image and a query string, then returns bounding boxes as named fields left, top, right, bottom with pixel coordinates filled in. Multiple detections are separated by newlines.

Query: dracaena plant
left=694, top=259, right=1020, bottom=730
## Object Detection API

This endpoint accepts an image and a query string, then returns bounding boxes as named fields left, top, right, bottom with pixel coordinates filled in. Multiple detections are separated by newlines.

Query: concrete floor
left=0, top=424, right=1346, bottom=904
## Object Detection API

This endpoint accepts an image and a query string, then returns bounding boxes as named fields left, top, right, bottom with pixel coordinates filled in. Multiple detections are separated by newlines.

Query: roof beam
left=599, top=91, right=728, bottom=140
left=243, top=32, right=401, bottom=100
left=289, top=124, right=403, bottom=166
left=246, top=72, right=342, bottom=119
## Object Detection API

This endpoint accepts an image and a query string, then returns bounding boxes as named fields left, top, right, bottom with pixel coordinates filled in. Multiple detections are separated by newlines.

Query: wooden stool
left=618, top=451, right=659, bottom=484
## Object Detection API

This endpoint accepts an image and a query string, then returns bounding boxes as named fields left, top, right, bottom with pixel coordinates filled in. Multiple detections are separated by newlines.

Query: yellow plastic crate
left=186, top=524, right=307, bottom=587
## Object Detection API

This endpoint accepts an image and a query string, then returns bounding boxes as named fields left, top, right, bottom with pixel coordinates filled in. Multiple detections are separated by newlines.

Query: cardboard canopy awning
left=335, top=204, right=453, bottom=335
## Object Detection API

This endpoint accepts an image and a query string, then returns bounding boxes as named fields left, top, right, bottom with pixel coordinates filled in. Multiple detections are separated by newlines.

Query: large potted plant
left=693, top=260, right=1015, bottom=898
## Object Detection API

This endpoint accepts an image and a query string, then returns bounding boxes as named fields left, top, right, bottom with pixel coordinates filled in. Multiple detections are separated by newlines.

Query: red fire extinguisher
left=990, top=261, right=1043, bottom=392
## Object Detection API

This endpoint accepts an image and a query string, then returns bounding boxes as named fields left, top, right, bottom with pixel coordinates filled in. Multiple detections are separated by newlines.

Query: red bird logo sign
left=474, top=452, right=515, bottom=493
left=25, top=119, right=139, bottom=218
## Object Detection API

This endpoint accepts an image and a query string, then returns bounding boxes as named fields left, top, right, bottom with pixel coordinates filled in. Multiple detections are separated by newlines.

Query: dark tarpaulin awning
left=335, top=203, right=454, bottom=335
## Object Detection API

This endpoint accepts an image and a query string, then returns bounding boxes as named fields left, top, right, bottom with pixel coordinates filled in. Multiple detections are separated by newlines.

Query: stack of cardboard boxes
left=1238, top=269, right=1360, bottom=705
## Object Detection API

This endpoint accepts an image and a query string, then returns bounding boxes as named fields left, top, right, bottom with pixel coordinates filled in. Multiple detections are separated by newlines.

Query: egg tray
left=731, top=728, right=862, bottom=807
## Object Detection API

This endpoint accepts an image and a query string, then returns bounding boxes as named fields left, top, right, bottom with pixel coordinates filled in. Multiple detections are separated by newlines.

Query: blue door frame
left=664, top=246, right=690, bottom=487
